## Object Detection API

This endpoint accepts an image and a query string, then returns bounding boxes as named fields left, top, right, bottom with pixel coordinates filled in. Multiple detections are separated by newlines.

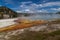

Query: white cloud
left=16, top=11, right=22, bottom=13
left=50, top=8, right=60, bottom=11
left=37, top=9, right=48, bottom=13
left=40, top=2, right=60, bottom=7
left=34, top=2, right=60, bottom=8
left=25, top=9, right=30, bottom=12
left=17, top=9, right=48, bottom=13
left=17, top=1, right=60, bottom=13
left=21, top=1, right=32, bottom=5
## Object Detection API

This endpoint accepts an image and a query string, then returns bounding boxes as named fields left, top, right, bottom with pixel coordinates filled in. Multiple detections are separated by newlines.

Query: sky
left=0, top=0, right=60, bottom=13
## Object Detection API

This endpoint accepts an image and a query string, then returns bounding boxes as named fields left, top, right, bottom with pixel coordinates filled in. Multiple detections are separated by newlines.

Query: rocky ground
left=0, top=19, right=60, bottom=40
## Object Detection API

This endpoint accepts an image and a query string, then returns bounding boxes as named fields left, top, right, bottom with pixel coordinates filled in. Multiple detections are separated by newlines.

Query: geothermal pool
left=0, top=14, right=60, bottom=28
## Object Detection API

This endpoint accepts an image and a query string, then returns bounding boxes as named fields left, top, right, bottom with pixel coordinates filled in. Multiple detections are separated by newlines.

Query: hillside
left=0, top=6, right=17, bottom=19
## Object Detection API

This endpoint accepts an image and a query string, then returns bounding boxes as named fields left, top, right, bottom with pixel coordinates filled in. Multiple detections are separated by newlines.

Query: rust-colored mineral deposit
left=0, top=20, right=48, bottom=32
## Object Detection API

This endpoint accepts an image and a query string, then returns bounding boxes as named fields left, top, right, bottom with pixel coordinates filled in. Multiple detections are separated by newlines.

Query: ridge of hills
left=0, top=6, right=17, bottom=19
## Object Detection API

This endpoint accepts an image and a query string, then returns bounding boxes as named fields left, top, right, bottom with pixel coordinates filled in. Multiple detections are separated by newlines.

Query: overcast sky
left=0, top=0, right=60, bottom=13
